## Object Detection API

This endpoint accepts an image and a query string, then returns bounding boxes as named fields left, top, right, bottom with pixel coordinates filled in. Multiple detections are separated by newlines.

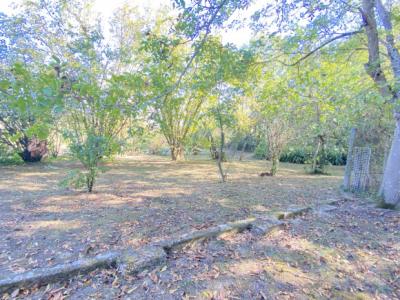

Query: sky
left=0, top=0, right=257, bottom=46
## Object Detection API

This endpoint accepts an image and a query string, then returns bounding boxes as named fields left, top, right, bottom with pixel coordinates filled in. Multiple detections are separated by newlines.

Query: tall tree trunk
left=311, top=139, right=321, bottom=173
left=270, top=156, right=279, bottom=176
left=170, top=144, right=184, bottom=161
left=217, top=131, right=226, bottom=182
left=86, top=169, right=96, bottom=193
left=361, top=0, right=393, bottom=97
left=18, top=137, right=48, bottom=162
left=209, top=134, right=218, bottom=160
left=362, top=0, right=400, bottom=207
left=216, top=106, right=226, bottom=182
left=380, top=114, right=400, bottom=206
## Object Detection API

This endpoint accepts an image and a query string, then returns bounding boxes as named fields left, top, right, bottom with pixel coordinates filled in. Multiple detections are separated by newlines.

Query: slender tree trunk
left=170, top=144, right=184, bottom=161
left=217, top=128, right=226, bottom=182
left=312, top=139, right=321, bottom=173
left=216, top=107, right=226, bottom=182
left=270, top=156, right=279, bottom=176
left=87, top=175, right=95, bottom=193
left=217, top=139, right=226, bottom=182
left=209, top=135, right=218, bottom=160
left=317, top=135, right=327, bottom=172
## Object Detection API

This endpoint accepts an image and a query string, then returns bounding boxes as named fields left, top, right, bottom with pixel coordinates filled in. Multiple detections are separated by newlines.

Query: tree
left=144, top=38, right=207, bottom=161
left=209, top=84, right=239, bottom=181
left=53, top=1, right=145, bottom=192
left=252, top=60, right=296, bottom=176
left=288, top=49, right=367, bottom=173
left=361, top=0, right=400, bottom=207
left=174, top=0, right=400, bottom=207
left=144, top=31, right=251, bottom=161
left=204, top=40, right=252, bottom=179
left=0, top=62, right=62, bottom=162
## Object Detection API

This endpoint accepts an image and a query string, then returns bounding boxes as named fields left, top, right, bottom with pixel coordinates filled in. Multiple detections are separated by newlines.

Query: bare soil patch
left=1, top=154, right=373, bottom=299
left=6, top=199, right=399, bottom=299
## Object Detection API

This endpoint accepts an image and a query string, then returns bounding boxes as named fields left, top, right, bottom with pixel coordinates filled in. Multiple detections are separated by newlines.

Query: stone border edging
left=158, top=218, right=256, bottom=251
left=0, top=251, right=120, bottom=294
left=0, top=217, right=280, bottom=294
left=0, top=190, right=353, bottom=294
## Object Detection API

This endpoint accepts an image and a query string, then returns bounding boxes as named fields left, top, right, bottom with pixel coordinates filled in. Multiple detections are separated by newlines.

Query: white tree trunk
left=362, top=0, right=400, bottom=206
left=381, top=113, right=400, bottom=206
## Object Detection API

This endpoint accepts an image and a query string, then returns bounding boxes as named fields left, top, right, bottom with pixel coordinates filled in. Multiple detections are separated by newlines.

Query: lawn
left=1, top=155, right=398, bottom=299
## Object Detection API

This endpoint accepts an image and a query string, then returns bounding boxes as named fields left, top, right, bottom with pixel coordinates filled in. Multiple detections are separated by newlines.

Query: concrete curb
left=118, top=246, right=167, bottom=275
left=276, top=206, right=312, bottom=220
left=158, top=218, right=255, bottom=251
left=0, top=251, right=120, bottom=293
left=0, top=217, right=272, bottom=293
left=276, top=190, right=356, bottom=221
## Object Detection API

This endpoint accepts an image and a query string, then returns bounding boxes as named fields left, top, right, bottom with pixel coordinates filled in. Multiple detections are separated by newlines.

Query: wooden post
left=343, top=128, right=356, bottom=190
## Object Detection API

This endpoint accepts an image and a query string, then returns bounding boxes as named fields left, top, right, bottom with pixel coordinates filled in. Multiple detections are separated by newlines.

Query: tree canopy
left=0, top=0, right=398, bottom=205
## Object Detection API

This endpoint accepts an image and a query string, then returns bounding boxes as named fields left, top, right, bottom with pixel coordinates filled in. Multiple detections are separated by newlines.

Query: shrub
left=0, top=145, right=23, bottom=165
left=279, top=147, right=347, bottom=166
left=254, top=140, right=268, bottom=159
left=279, top=148, right=310, bottom=164
left=61, top=133, right=117, bottom=192
left=325, top=148, right=347, bottom=166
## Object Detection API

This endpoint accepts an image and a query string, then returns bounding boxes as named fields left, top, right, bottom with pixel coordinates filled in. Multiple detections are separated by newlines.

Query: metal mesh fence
left=350, top=147, right=371, bottom=192
left=343, top=128, right=389, bottom=194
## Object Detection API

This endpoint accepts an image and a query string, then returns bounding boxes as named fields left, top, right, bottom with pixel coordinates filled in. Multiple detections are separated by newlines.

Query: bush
left=279, top=147, right=347, bottom=166
left=325, top=148, right=347, bottom=166
left=0, top=145, right=24, bottom=165
left=254, top=140, right=268, bottom=159
left=62, top=134, right=117, bottom=192
left=254, top=143, right=347, bottom=166
left=280, top=148, right=310, bottom=164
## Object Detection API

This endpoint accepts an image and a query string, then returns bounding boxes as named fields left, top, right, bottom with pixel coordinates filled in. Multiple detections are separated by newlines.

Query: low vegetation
left=0, top=0, right=399, bottom=298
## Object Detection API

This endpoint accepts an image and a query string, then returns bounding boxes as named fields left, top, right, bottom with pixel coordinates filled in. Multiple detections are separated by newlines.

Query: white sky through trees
left=0, top=0, right=259, bottom=46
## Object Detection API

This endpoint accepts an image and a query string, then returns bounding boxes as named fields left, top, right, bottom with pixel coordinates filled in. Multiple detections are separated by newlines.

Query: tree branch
left=286, top=30, right=363, bottom=66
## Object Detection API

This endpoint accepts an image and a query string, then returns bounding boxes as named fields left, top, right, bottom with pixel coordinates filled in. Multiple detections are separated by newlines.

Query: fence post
left=343, top=128, right=356, bottom=190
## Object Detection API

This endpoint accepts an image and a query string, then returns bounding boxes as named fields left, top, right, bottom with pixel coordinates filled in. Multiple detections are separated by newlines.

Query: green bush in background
left=0, top=145, right=24, bottom=165
left=280, top=147, right=346, bottom=166
left=254, top=140, right=268, bottom=159
left=254, top=142, right=347, bottom=166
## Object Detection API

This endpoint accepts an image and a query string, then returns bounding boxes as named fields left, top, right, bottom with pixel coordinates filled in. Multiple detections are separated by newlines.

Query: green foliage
left=62, top=134, right=114, bottom=192
left=254, top=140, right=268, bottom=159
left=59, top=169, right=87, bottom=190
left=279, top=148, right=309, bottom=164
left=2, top=0, right=397, bottom=195
left=325, top=148, right=347, bottom=166
left=57, top=7, right=145, bottom=191
left=143, top=32, right=251, bottom=161
left=279, top=147, right=346, bottom=166
left=0, top=145, right=23, bottom=165
left=0, top=62, right=62, bottom=161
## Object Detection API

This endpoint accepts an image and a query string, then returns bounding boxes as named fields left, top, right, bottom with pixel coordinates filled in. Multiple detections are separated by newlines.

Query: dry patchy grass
left=1, top=155, right=399, bottom=299
left=0, top=154, right=342, bottom=276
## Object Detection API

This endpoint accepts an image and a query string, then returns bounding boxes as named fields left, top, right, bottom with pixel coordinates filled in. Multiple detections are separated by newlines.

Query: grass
left=0, top=154, right=343, bottom=275
left=3, top=154, right=398, bottom=298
